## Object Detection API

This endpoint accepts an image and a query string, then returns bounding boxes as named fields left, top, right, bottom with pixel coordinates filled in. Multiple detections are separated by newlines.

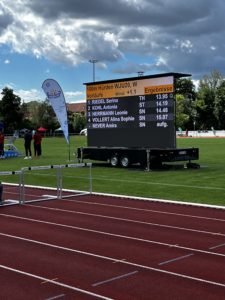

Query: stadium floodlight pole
left=89, top=59, right=98, bottom=82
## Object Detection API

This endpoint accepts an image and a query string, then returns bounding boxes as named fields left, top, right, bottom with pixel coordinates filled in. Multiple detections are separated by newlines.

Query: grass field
left=1, top=136, right=225, bottom=207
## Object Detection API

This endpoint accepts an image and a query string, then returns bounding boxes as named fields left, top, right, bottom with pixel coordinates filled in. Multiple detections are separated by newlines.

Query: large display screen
left=85, top=75, right=176, bottom=148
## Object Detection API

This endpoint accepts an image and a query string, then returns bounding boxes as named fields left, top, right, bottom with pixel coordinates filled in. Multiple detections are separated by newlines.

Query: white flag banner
left=42, top=79, right=69, bottom=144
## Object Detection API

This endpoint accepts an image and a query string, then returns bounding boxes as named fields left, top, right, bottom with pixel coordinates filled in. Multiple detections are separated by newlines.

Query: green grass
left=1, top=136, right=225, bottom=207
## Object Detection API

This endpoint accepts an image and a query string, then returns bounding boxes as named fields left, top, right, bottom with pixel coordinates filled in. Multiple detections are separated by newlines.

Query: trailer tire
left=120, top=156, right=130, bottom=168
left=110, top=155, right=119, bottom=167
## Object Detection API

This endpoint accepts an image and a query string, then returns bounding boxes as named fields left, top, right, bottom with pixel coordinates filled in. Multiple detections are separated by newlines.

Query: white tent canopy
left=54, top=127, right=63, bottom=131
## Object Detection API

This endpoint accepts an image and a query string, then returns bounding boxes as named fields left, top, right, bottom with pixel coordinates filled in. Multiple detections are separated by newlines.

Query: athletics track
left=0, top=183, right=225, bottom=299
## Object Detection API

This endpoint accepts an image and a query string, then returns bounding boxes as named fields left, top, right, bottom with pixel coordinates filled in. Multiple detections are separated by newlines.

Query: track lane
left=44, top=197, right=225, bottom=233
left=1, top=202, right=225, bottom=255
left=1, top=190, right=225, bottom=299
left=0, top=233, right=225, bottom=300
left=55, top=194, right=225, bottom=219
left=0, top=206, right=225, bottom=286
left=0, top=267, right=93, bottom=300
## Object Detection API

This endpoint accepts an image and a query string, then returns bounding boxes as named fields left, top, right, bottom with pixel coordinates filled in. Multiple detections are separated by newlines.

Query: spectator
left=24, top=129, right=33, bottom=159
left=0, top=182, right=3, bottom=205
left=0, top=129, right=4, bottom=158
left=33, top=130, right=42, bottom=157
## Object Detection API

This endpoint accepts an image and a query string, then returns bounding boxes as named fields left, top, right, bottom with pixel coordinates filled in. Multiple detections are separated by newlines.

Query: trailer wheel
left=110, top=155, right=119, bottom=167
left=120, top=156, right=130, bottom=168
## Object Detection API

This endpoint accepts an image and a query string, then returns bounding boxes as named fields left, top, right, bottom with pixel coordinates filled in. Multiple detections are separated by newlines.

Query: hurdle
left=20, top=163, right=92, bottom=204
left=0, top=163, right=92, bottom=205
left=0, top=170, right=23, bottom=205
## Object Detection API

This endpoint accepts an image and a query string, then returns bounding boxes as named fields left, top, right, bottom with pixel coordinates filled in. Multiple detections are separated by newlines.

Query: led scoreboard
left=85, top=74, right=178, bottom=148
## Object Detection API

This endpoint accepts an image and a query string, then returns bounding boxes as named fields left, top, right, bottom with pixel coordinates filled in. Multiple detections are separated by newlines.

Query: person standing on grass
left=0, top=182, right=3, bottom=205
left=33, top=129, right=42, bottom=157
left=24, top=129, right=32, bottom=159
left=0, top=129, right=4, bottom=158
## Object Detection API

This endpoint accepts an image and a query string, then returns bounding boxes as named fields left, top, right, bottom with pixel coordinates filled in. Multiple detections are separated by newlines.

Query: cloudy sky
left=0, top=0, right=225, bottom=102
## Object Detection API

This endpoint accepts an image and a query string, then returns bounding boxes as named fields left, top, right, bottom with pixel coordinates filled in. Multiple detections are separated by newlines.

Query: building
left=67, top=102, right=86, bottom=115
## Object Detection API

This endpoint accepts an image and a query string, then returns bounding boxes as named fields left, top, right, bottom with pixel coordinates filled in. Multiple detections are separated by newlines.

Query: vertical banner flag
left=42, top=79, right=69, bottom=144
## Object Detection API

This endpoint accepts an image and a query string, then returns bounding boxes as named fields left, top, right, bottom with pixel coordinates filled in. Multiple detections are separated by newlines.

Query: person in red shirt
left=0, top=129, right=4, bottom=158
left=33, top=130, right=42, bottom=157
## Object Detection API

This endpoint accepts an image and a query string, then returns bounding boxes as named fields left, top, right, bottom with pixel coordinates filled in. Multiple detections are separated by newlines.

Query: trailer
left=77, top=147, right=199, bottom=169
left=77, top=72, right=199, bottom=169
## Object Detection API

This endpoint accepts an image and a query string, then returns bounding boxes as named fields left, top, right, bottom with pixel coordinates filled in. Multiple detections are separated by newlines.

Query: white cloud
left=65, top=91, right=85, bottom=103
left=0, top=86, right=85, bottom=103
left=192, top=79, right=200, bottom=91
left=16, top=89, right=43, bottom=103
left=4, top=59, right=10, bottom=64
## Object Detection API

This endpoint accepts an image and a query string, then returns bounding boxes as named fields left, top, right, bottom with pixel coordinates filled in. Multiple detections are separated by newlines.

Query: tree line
left=176, top=69, right=225, bottom=130
left=0, top=69, right=225, bottom=134
left=0, top=88, right=86, bottom=134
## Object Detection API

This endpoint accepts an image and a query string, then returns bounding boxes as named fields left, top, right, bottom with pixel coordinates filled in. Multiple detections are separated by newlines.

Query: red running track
left=0, top=185, right=225, bottom=299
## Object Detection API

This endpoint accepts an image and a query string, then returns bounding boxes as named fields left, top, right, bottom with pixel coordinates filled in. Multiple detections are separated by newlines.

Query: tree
left=20, top=102, right=34, bottom=129
left=197, top=70, right=223, bottom=129
left=176, top=78, right=196, bottom=100
left=175, top=94, right=190, bottom=129
left=37, top=100, right=58, bottom=130
left=175, top=78, right=197, bottom=129
left=0, top=87, right=24, bottom=133
left=25, top=100, right=58, bottom=132
left=214, top=80, right=225, bottom=129
left=72, top=113, right=86, bottom=133
left=200, top=69, right=223, bottom=91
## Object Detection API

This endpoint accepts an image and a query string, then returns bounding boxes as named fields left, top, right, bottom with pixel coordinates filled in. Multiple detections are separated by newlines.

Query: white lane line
left=0, top=264, right=112, bottom=300
left=209, top=243, right=225, bottom=250
left=63, top=199, right=225, bottom=223
left=0, top=233, right=225, bottom=289
left=0, top=214, right=225, bottom=259
left=42, top=277, right=58, bottom=284
left=45, top=294, right=65, bottom=300
left=159, top=253, right=194, bottom=266
left=4, top=182, right=225, bottom=210
left=113, top=259, right=126, bottom=264
left=92, top=271, right=138, bottom=287
left=24, top=205, right=225, bottom=238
